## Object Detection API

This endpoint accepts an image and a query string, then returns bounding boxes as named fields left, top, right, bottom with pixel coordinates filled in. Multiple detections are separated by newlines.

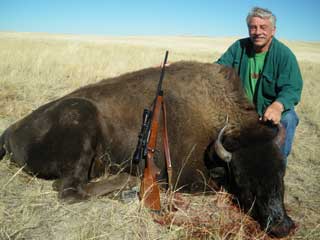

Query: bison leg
left=56, top=138, right=97, bottom=202
left=54, top=172, right=139, bottom=202
left=83, top=173, right=139, bottom=197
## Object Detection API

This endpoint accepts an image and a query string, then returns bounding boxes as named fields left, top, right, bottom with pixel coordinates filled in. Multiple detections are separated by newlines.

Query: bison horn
left=214, top=115, right=232, bottom=162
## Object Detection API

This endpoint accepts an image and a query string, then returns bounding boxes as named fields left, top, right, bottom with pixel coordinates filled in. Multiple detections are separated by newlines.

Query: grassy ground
left=0, top=32, right=319, bottom=239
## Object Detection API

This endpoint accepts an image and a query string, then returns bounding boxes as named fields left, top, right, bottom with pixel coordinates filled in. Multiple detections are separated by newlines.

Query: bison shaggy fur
left=0, top=61, right=294, bottom=237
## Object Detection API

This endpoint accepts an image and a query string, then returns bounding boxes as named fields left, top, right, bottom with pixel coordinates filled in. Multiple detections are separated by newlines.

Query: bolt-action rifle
left=132, top=51, right=172, bottom=211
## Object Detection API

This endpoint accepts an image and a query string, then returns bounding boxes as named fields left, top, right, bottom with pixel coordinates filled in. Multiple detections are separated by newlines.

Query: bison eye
left=209, top=167, right=226, bottom=178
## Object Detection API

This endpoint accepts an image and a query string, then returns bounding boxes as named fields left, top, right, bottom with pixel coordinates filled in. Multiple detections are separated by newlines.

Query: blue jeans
left=280, top=109, right=299, bottom=165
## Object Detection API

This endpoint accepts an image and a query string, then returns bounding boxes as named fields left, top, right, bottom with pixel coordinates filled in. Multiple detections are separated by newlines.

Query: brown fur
left=0, top=61, right=292, bottom=237
left=64, top=61, right=257, bottom=186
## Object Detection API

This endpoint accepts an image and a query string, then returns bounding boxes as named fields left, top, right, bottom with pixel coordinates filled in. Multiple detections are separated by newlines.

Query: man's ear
left=272, top=26, right=276, bottom=36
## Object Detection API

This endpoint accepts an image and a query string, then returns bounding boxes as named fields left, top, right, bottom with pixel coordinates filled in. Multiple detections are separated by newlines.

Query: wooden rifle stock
left=139, top=94, right=163, bottom=211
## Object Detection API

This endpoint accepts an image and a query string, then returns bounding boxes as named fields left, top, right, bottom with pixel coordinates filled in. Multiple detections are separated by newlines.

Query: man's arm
left=263, top=51, right=303, bottom=124
left=275, top=53, right=303, bottom=112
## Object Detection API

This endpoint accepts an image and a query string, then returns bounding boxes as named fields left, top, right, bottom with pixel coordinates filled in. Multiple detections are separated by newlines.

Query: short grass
left=0, top=32, right=319, bottom=239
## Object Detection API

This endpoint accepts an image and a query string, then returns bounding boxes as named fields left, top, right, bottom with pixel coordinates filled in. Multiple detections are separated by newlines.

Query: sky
left=1, top=0, right=319, bottom=41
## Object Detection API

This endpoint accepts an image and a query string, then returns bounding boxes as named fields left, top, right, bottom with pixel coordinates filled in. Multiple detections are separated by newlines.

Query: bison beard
left=0, top=61, right=294, bottom=237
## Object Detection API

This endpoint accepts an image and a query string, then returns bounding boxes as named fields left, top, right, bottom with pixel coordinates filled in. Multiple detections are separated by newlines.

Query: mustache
left=251, top=35, right=266, bottom=40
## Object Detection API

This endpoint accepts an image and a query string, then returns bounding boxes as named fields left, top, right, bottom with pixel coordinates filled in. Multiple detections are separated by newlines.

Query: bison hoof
left=59, top=187, right=89, bottom=204
left=52, top=179, right=62, bottom=191
left=0, top=147, right=6, bottom=160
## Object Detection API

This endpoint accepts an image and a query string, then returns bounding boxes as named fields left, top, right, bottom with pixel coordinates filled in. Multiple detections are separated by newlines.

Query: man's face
left=248, top=16, right=275, bottom=52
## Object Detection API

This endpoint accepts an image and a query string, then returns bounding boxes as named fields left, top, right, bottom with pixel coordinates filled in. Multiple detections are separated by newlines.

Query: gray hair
left=246, top=7, right=276, bottom=28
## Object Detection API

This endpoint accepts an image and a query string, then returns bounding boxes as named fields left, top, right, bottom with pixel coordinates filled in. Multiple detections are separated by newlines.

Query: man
left=217, top=7, right=303, bottom=163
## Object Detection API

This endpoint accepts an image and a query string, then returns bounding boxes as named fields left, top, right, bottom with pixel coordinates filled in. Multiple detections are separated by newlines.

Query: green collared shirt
left=216, top=37, right=303, bottom=117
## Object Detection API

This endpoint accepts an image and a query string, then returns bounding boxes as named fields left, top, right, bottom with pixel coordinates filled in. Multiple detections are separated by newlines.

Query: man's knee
left=281, top=109, right=299, bottom=127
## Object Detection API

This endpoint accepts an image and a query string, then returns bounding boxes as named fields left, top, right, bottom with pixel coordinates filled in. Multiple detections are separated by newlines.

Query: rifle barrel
left=156, top=50, right=169, bottom=95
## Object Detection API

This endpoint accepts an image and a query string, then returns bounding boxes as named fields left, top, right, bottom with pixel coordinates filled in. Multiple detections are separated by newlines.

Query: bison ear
left=274, top=123, right=286, bottom=149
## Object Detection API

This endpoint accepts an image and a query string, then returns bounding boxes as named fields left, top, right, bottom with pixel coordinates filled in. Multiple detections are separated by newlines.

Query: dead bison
left=0, top=61, right=294, bottom=237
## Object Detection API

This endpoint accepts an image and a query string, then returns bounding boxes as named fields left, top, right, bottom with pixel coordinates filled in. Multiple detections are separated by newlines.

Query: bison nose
left=268, top=215, right=295, bottom=238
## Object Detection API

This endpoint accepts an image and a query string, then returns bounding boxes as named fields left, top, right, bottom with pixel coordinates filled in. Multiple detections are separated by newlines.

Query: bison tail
left=0, top=130, right=7, bottom=160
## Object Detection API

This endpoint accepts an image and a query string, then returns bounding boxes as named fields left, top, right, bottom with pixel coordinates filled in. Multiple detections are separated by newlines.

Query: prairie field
left=0, top=32, right=319, bottom=239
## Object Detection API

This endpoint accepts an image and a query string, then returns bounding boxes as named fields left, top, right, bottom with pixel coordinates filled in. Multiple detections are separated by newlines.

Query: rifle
left=132, top=51, right=172, bottom=211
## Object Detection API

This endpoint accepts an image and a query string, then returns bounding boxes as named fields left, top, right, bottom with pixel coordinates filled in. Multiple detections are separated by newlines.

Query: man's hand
left=260, top=101, right=284, bottom=124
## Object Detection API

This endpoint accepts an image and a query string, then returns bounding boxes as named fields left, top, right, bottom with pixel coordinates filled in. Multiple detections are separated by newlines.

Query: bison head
left=206, top=118, right=294, bottom=237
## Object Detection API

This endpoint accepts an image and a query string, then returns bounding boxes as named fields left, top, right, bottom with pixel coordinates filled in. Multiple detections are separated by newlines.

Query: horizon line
left=1, top=30, right=319, bottom=43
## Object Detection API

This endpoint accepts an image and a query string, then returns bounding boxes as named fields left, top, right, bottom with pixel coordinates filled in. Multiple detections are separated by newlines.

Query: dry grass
left=0, top=32, right=319, bottom=239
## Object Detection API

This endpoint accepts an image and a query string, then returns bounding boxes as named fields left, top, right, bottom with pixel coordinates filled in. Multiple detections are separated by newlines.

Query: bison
left=0, top=61, right=294, bottom=237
